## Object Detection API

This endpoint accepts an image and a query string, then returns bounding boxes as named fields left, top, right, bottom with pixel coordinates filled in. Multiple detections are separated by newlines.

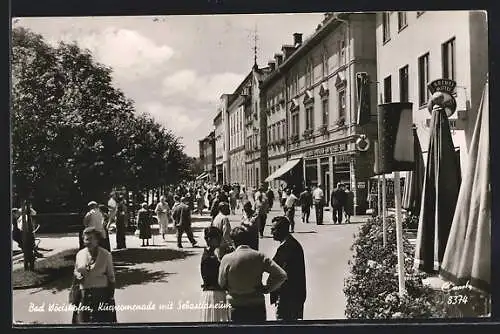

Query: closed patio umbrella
left=414, top=105, right=461, bottom=274
left=402, top=126, right=425, bottom=217
left=439, top=81, right=490, bottom=294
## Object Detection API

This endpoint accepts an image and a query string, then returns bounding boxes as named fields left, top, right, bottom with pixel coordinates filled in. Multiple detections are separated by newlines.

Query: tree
left=12, top=26, right=192, bottom=223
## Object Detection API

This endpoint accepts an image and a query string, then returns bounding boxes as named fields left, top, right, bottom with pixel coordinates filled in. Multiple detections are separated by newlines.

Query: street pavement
left=12, top=206, right=367, bottom=324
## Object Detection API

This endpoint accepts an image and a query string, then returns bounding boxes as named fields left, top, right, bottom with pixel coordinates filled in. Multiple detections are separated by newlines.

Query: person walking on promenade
left=196, top=189, right=205, bottom=215
left=241, top=201, right=259, bottom=251
left=72, top=227, right=117, bottom=324
left=199, top=226, right=231, bottom=322
left=83, top=201, right=108, bottom=250
left=172, top=197, right=197, bottom=249
left=312, top=184, right=325, bottom=225
left=299, top=187, right=313, bottom=224
left=344, top=184, right=354, bottom=224
left=115, top=197, right=127, bottom=249
left=229, top=188, right=237, bottom=215
left=211, top=202, right=233, bottom=259
left=266, top=187, right=275, bottom=211
left=253, top=192, right=268, bottom=238
left=136, top=203, right=152, bottom=247
left=210, top=192, right=222, bottom=221
left=270, top=216, right=307, bottom=321
left=284, top=189, right=298, bottom=233
left=155, top=196, right=171, bottom=241
left=281, top=186, right=288, bottom=214
left=330, top=183, right=347, bottom=224
left=218, top=227, right=287, bottom=323
left=98, top=205, right=111, bottom=251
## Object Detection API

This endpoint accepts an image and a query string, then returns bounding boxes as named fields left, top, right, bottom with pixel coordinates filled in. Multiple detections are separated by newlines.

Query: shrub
left=344, top=216, right=447, bottom=319
left=403, top=215, right=419, bottom=230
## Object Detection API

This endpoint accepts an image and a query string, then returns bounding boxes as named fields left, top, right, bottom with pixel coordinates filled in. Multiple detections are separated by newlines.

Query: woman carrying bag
left=71, top=226, right=117, bottom=324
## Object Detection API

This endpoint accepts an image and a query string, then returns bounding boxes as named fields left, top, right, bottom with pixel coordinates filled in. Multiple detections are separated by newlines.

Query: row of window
left=289, top=40, right=346, bottom=97
left=290, top=89, right=346, bottom=136
left=267, top=120, right=287, bottom=143
left=246, top=133, right=260, bottom=151
left=383, top=37, right=455, bottom=106
left=382, top=11, right=426, bottom=43
left=247, top=167, right=259, bottom=188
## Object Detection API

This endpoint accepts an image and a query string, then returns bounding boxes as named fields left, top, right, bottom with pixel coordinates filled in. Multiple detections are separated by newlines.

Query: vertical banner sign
left=377, top=103, right=415, bottom=174
left=356, top=72, right=371, bottom=126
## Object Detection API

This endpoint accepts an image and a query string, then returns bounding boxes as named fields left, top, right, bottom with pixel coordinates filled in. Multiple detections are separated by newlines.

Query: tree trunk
left=22, top=200, right=35, bottom=271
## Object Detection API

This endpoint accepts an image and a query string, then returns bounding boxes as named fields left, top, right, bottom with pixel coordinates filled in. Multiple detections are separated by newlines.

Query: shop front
left=300, top=139, right=373, bottom=214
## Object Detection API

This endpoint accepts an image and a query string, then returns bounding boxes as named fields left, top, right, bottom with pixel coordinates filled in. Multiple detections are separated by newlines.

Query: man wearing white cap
left=83, top=201, right=107, bottom=242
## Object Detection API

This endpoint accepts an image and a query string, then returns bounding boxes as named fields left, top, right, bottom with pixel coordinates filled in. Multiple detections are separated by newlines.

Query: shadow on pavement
left=112, top=248, right=197, bottom=266
left=114, top=267, right=175, bottom=289
left=29, top=248, right=196, bottom=294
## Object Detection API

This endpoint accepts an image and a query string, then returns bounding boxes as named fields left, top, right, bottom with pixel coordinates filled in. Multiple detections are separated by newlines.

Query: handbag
left=68, top=276, right=82, bottom=306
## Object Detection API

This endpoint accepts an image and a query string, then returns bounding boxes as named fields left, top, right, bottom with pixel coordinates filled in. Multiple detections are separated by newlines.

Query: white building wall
left=376, top=11, right=476, bottom=175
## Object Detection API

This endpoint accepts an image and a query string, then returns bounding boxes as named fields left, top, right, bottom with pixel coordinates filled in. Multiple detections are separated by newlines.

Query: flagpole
left=394, top=171, right=406, bottom=296
left=382, top=174, right=387, bottom=247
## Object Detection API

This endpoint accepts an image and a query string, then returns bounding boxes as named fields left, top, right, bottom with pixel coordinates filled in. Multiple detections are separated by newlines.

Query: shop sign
left=304, top=142, right=348, bottom=158
left=335, top=154, right=350, bottom=164
left=357, top=181, right=366, bottom=189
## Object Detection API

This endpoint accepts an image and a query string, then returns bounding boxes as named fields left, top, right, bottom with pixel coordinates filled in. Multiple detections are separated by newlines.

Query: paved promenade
left=13, top=207, right=367, bottom=324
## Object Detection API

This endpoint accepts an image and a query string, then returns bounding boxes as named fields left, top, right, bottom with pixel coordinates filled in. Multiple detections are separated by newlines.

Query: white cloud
left=162, top=70, right=245, bottom=102
left=141, top=102, right=203, bottom=133
left=52, top=27, right=175, bottom=81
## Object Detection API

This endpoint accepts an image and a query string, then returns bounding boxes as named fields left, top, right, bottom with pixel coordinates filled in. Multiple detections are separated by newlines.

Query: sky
left=14, top=14, right=325, bottom=156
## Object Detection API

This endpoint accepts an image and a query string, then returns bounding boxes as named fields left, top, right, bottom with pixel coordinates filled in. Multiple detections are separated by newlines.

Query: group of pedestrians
left=294, top=183, right=354, bottom=225
left=200, top=204, right=306, bottom=323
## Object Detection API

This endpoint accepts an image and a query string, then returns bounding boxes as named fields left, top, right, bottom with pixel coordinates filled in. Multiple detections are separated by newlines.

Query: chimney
left=274, top=53, right=283, bottom=66
left=282, top=45, right=295, bottom=59
left=268, top=60, right=276, bottom=71
left=293, top=33, right=303, bottom=47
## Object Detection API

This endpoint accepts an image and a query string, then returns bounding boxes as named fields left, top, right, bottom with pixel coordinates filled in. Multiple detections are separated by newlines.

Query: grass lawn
left=12, top=249, right=78, bottom=289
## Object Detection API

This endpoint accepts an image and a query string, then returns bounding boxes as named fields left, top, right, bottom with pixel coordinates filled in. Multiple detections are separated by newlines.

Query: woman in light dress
left=199, top=226, right=230, bottom=322
left=72, top=227, right=117, bottom=323
left=155, top=196, right=172, bottom=241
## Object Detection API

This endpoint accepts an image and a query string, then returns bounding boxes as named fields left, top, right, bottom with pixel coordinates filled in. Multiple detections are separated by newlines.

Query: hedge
left=344, top=216, right=447, bottom=319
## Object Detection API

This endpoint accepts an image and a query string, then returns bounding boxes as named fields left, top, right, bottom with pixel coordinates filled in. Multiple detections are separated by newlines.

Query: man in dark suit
left=330, top=183, right=347, bottom=224
left=270, top=216, right=307, bottom=320
left=299, top=187, right=313, bottom=224
left=172, top=197, right=198, bottom=248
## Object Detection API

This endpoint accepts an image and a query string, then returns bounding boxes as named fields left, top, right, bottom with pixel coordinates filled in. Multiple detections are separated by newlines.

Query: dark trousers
left=177, top=224, right=196, bottom=247
left=301, top=206, right=310, bottom=223
left=73, top=288, right=117, bottom=324
left=116, top=218, right=126, bottom=249
left=231, top=303, right=267, bottom=323
left=332, top=206, right=343, bottom=224
left=286, top=208, right=296, bottom=232
left=268, top=199, right=274, bottom=210
left=315, top=203, right=324, bottom=225
left=276, top=301, right=304, bottom=320
left=257, top=214, right=266, bottom=237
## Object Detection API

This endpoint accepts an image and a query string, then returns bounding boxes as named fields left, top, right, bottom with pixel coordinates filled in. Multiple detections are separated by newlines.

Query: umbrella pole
left=382, top=174, right=387, bottom=247
left=394, top=171, right=406, bottom=296
left=377, top=175, right=381, bottom=217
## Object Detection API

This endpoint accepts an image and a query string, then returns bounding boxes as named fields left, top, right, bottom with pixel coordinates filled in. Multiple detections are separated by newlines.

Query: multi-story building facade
left=214, top=111, right=224, bottom=183
left=376, top=11, right=488, bottom=176
left=228, top=74, right=251, bottom=185
left=214, top=94, right=232, bottom=184
left=198, top=131, right=216, bottom=180
left=244, top=65, right=272, bottom=189
left=261, top=13, right=379, bottom=214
